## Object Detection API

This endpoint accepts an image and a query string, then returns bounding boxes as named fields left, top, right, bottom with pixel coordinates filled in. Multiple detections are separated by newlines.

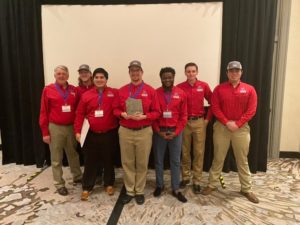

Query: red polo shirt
left=211, top=81, right=257, bottom=127
left=74, top=86, right=119, bottom=133
left=114, top=81, right=160, bottom=128
left=76, top=84, right=93, bottom=99
left=177, top=80, right=212, bottom=120
left=39, top=83, right=78, bottom=136
left=153, top=86, right=187, bottom=135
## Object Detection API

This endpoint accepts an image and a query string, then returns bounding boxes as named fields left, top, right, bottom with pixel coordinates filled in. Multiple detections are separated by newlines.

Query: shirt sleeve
left=113, top=89, right=123, bottom=118
left=204, top=83, right=213, bottom=121
left=74, top=98, right=87, bottom=134
left=211, top=87, right=229, bottom=125
left=145, top=90, right=161, bottom=121
left=175, top=92, right=188, bottom=135
left=236, top=87, right=257, bottom=127
left=39, top=87, right=50, bottom=137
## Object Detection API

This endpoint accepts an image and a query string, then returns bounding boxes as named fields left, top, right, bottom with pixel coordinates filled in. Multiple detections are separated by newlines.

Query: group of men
left=39, top=60, right=259, bottom=205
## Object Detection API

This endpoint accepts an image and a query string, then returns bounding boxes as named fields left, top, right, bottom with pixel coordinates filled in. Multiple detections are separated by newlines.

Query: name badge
left=107, top=92, right=114, bottom=97
left=163, top=111, right=172, bottom=118
left=240, top=88, right=247, bottom=93
left=62, top=105, right=71, bottom=112
left=95, top=110, right=104, bottom=117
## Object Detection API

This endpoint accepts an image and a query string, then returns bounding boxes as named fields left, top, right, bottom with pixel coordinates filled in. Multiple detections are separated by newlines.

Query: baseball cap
left=78, top=64, right=91, bottom=72
left=128, top=60, right=142, bottom=69
left=227, top=61, right=242, bottom=70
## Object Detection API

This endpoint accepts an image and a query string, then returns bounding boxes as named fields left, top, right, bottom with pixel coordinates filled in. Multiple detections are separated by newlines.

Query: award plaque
left=126, top=98, right=144, bottom=115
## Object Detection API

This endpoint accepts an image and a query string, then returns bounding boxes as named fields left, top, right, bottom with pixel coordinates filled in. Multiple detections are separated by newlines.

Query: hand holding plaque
left=126, top=97, right=144, bottom=115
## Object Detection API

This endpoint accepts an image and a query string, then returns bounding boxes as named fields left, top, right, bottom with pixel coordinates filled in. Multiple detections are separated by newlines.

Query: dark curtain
left=0, top=0, right=277, bottom=173
left=212, top=0, right=277, bottom=172
left=0, top=0, right=46, bottom=166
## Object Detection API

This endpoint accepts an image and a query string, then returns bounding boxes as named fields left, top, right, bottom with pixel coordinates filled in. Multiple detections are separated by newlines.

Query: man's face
left=93, top=73, right=107, bottom=88
left=185, top=66, right=198, bottom=81
left=161, top=72, right=174, bottom=89
left=129, top=66, right=143, bottom=82
left=54, top=68, right=69, bottom=85
left=227, top=68, right=242, bottom=84
left=79, top=70, right=92, bottom=82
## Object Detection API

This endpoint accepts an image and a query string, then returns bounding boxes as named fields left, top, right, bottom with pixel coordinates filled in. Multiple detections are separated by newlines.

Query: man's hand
left=226, top=121, right=239, bottom=132
left=121, top=112, right=130, bottom=120
left=43, top=136, right=51, bottom=144
left=75, top=133, right=81, bottom=143
left=130, top=114, right=147, bottom=121
left=165, top=131, right=176, bottom=140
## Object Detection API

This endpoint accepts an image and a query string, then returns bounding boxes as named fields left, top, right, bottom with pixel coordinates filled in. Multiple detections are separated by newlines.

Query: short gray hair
left=54, top=65, right=69, bottom=73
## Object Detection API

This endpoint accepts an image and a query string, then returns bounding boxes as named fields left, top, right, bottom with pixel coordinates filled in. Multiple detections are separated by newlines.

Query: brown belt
left=188, top=116, right=203, bottom=120
left=123, top=125, right=150, bottom=131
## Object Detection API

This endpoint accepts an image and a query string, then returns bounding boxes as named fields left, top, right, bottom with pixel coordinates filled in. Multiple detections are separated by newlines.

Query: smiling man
left=177, top=62, right=212, bottom=194
left=202, top=61, right=259, bottom=204
left=114, top=60, right=160, bottom=205
left=152, top=67, right=188, bottom=203
left=39, top=65, right=82, bottom=196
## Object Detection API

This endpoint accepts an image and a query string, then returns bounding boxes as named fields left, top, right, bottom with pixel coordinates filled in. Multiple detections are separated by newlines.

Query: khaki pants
left=181, top=118, right=207, bottom=184
left=119, top=126, right=153, bottom=196
left=208, top=121, right=252, bottom=192
left=49, top=123, right=82, bottom=189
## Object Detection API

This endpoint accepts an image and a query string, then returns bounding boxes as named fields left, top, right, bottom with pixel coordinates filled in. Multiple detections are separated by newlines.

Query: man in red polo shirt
left=152, top=67, right=188, bottom=203
left=114, top=60, right=160, bottom=205
left=201, top=61, right=259, bottom=204
left=74, top=67, right=118, bottom=201
left=39, top=65, right=82, bottom=196
left=177, top=62, right=212, bottom=194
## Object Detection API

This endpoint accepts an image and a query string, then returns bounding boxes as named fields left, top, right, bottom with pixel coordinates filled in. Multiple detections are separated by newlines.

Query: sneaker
left=135, top=194, right=145, bottom=205
left=57, top=187, right=68, bottom=196
left=122, top=194, right=133, bottom=204
left=172, top=191, right=187, bottom=203
left=240, top=191, right=259, bottom=204
left=201, top=186, right=217, bottom=195
left=81, top=190, right=90, bottom=201
left=192, top=184, right=201, bottom=194
left=179, top=180, right=190, bottom=188
left=153, top=187, right=164, bottom=197
left=105, top=186, right=115, bottom=196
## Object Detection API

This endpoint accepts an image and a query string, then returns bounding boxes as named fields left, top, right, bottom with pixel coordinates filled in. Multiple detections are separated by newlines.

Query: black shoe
left=172, top=191, right=187, bottom=203
left=135, top=194, right=145, bottom=205
left=57, top=187, right=68, bottom=196
left=193, top=184, right=201, bottom=194
left=153, top=187, right=164, bottom=197
left=122, top=194, right=133, bottom=204
left=180, top=180, right=190, bottom=188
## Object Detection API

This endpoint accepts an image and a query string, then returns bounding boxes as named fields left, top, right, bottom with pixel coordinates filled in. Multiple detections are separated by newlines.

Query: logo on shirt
left=70, top=91, right=76, bottom=96
left=197, top=86, right=203, bottom=92
left=141, top=91, right=148, bottom=97
left=173, top=93, right=180, bottom=99
left=107, top=92, right=114, bottom=97
left=240, top=87, right=247, bottom=93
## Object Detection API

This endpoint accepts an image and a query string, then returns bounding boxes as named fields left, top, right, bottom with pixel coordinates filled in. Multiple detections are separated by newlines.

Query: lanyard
left=129, top=82, right=144, bottom=99
left=55, top=83, right=69, bottom=102
left=164, top=91, right=172, bottom=108
left=98, top=90, right=103, bottom=108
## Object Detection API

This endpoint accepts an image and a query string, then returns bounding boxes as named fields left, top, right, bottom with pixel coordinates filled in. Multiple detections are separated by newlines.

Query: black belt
left=123, top=125, right=150, bottom=131
left=159, top=126, right=176, bottom=132
left=188, top=116, right=203, bottom=120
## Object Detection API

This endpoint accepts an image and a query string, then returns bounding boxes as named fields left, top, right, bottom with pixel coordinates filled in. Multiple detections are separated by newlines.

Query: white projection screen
left=42, top=2, right=222, bottom=91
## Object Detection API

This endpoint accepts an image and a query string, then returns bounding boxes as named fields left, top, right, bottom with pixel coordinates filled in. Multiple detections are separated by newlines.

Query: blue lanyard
left=164, top=91, right=172, bottom=106
left=98, top=90, right=103, bottom=108
left=55, top=83, right=69, bottom=102
left=129, top=82, right=144, bottom=99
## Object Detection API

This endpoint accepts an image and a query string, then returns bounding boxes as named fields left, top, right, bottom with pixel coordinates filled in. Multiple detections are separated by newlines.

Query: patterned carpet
left=0, top=153, right=299, bottom=225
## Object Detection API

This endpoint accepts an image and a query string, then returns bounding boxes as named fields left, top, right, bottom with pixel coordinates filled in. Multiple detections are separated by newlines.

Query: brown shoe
left=81, top=191, right=90, bottom=201
left=105, top=186, right=115, bottom=196
left=201, top=186, right=217, bottom=195
left=240, top=191, right=259, bottom=203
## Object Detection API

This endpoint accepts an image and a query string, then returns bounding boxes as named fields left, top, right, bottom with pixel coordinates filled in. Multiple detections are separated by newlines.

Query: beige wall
left=42, top=3, right=222, bottom=92
left=280, top=0, right=300, bottom=152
